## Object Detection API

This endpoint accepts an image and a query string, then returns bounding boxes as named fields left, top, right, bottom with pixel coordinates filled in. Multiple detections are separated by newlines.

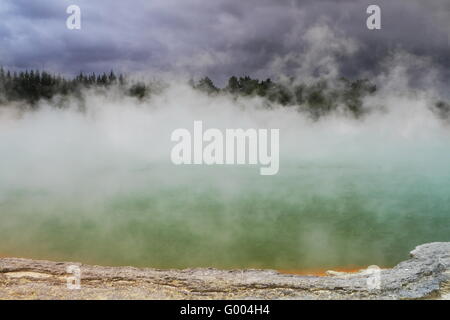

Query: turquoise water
left=0, top=163, right=448, bottom=269
left=0, top=101, right=449, bottom=270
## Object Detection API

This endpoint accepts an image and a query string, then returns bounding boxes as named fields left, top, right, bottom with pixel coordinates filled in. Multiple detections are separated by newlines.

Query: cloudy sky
left=0, top=0, right=449, bottom=84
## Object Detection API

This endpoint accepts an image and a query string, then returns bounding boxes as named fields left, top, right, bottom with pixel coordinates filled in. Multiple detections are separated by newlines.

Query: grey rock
left=0, top=242, right=448, bottom=300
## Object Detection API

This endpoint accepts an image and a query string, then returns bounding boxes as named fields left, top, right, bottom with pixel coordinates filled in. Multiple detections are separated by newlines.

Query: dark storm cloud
left=0, top=0, right=449, bottom=84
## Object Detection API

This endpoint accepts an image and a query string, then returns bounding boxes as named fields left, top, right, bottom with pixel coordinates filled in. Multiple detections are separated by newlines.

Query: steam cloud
left=0, top=25, right=449, bottom=269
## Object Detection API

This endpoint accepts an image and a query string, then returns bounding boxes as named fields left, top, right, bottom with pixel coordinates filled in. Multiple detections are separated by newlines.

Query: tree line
left=1, top=67, right=448, bottom=120
left=194, top=75, right=378, bottom=118
left=0, top=67, right=132, bottom=104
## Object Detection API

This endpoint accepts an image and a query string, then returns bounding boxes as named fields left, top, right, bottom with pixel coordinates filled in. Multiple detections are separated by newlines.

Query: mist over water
left=0, top=78, right=449, bottom=270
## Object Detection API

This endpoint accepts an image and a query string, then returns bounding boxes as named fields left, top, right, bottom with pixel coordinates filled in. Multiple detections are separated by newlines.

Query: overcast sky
left=1, top=0, right=449, bottom=84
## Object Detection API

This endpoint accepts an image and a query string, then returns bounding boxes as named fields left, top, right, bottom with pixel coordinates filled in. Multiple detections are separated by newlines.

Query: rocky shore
left=0, top=242, right=448, bottom=300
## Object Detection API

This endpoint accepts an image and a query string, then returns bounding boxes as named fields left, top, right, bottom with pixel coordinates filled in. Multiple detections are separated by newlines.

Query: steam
left=271, top=23, right=359, bottom=83
left=0, top=26, right=449, bottom=269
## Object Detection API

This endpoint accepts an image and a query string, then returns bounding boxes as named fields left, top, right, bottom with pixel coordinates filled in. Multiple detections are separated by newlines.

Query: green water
left=1, top=102, right=449, bottom=269
left=0, top=164, right=448, bottom=269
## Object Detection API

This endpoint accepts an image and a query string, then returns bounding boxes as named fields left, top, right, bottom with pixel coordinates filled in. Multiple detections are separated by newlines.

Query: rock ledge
left=0, top=242, right=449, bottom=300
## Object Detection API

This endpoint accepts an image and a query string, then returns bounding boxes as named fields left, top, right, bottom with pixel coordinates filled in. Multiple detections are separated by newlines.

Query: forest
left=0, top=67, right=448, bottom=120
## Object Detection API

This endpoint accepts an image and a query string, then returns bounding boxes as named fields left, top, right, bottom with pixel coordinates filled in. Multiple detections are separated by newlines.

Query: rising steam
left=0, top=27, right=449, bottom=269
